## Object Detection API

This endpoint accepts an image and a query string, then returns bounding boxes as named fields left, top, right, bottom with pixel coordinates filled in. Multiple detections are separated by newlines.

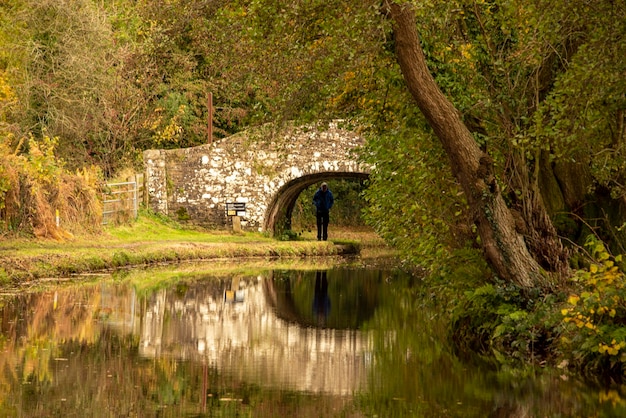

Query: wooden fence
left=102, top=173, right=145, bottom=225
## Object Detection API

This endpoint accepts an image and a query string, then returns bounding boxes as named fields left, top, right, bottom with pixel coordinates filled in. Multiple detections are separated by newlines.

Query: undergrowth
left=443, top=235, right=626, bottom=382
left=559, top=236, right=626, bottom=380
left=1, top=133, right=102, bottom=239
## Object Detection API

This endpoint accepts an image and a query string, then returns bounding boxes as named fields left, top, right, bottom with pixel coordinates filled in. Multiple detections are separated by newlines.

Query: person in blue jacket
left=313, top=182, right=334, bottom=241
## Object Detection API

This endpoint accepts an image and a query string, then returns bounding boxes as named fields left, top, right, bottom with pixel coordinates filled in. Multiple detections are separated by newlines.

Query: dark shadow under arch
left=263, top=172, right=370, bottom=234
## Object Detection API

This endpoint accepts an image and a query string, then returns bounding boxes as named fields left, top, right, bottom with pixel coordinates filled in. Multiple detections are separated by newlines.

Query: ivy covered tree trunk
left=385, top=1, right=564, bottom=289
left=508, top=150, right=570, bottom=275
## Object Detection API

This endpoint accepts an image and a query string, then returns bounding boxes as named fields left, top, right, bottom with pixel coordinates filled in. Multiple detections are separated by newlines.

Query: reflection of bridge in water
left=133, top=274, right=372, bottom=395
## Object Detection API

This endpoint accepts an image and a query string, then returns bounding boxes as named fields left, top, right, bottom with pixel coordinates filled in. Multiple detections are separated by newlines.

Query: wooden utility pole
left=207, top=92, right=213, bottom=144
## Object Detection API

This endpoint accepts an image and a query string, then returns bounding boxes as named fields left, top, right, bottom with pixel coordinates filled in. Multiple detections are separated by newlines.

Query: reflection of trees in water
left=357, top=274, right=626, bottom=418
left=0, top=281, right=363, bottom=416
left=0, top=286, right=111, bottom=392
left=1, top=272, right=622, bottom=417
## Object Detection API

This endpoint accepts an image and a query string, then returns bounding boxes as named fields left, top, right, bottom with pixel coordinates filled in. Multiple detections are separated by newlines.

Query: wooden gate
left=102, top=174, right=144, bottom=225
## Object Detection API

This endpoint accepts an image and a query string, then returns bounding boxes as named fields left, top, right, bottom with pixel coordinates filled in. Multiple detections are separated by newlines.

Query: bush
left=448, top=246, right=562, bottom=368
left=560, top=236, right=626, bottom=377
left=0, top=133, right=103, bottom=238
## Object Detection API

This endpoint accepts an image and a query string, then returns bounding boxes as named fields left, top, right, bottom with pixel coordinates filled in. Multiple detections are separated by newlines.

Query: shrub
left=560, top=236, right=626, bottom=377
left=0, top=133, right=102, bottom=238
left=449, top=248, right=562, bottom=368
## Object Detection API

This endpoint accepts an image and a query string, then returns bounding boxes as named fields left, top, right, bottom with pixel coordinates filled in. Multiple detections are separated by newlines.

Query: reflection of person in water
left=313, top=270, right=331, bottom=326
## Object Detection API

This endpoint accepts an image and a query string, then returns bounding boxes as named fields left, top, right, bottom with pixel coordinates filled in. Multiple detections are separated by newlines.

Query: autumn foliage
left=0, top=134, right=102, bottom=239
left=560, top=237, right=626, bottom=375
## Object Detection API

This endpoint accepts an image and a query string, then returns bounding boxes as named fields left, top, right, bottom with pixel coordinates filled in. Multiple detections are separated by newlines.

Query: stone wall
left=143, top=122, right=370, bottom=232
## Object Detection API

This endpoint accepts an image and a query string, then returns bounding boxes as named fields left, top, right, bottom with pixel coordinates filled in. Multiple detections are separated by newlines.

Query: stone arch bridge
left=143, top=122, right=370, bottom=233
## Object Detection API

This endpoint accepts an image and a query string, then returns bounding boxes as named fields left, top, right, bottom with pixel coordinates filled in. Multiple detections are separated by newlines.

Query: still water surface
left=1, top=262, right=625, bottom=417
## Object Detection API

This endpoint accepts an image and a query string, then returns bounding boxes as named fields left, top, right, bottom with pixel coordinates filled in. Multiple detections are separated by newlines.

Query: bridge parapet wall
left=143, top=122, right=370, bottom=231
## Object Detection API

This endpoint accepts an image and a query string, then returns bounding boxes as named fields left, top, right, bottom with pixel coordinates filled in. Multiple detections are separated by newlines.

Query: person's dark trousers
left=316, top=210, right=329, bottom=240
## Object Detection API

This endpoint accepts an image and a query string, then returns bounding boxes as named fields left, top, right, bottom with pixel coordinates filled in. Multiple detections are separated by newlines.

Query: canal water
left=0, top=262, right=625, bottom=417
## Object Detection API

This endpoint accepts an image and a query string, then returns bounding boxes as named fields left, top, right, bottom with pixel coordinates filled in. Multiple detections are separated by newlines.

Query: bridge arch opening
left=262, top=172, right=370, bottom=235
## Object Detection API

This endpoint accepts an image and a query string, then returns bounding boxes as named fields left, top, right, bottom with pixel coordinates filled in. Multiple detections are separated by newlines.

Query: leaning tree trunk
left=385, top=1, right=553, bottom=289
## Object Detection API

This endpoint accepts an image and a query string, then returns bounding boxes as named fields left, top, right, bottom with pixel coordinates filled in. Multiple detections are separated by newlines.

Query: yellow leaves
left=561, top=242, right=626, bottom=365
left=309, top=37, right=328, bottom=52
left=575, top=317, right=593, bottom=329
left=598, top=340, right=626, bottom=356
left=578, top=249, right=625, bottom=288
left=563, top=309, right=595, bottom=330
left=599, top=389, right=625, bottom=406
left=567, top=295, right=580, bottom=306
left=440, top=43, right=475, bottom=70
left=0, top=71, right=18, bottom=124
left=0, top=72, right=17, bottom=105
left=459, top=43, right=473, bottom=60
left=147, top=104, right=187, bottom=145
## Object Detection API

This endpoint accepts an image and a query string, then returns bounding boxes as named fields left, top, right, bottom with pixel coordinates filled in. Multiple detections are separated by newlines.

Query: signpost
left=225, top=202, right=246, bottom=232
left=225, top=202, right=246, bottom=217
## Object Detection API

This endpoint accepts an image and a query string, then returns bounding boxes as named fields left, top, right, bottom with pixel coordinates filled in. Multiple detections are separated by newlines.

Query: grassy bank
left=0, top=212, right=392, bottom=286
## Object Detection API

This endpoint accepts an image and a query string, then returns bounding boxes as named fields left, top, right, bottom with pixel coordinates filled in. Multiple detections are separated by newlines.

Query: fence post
left=129, top=176, right=138, bottom=220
